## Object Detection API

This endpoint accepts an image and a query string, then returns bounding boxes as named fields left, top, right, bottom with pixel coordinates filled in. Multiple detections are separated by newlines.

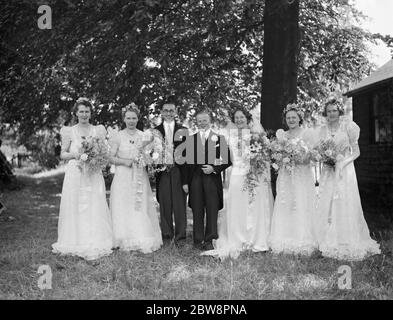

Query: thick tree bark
left=261, top=0, right=300, bottom=131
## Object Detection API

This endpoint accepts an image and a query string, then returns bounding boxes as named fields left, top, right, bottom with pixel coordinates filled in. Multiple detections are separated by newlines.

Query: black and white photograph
left=1, top=0, right=393, bottom=304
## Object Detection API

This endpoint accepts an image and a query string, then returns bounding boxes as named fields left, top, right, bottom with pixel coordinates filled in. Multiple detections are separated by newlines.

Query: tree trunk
left=261, top=0, right=300, bottom=131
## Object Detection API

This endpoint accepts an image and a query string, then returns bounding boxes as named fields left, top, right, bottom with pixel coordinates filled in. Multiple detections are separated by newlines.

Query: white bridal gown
left=316, top=120, right=380, bottom=261
left=52, top=125, right=113, bottom=260
left=109, top=130, right=162, bottom=253
left=202, top=132, right=274, bottom=260
left=268, top=128, right=319, bottom=256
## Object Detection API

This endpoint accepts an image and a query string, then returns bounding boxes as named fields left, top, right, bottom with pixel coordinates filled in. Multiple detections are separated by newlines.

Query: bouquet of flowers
left=270, top=129, right=311, bottom=173
left=78, top=136, right=109, bottom=173
left=241, top=131, right=272, bottom=202
left=314, top=138, right=344, bottom=169
left=155, top=142, right=176, bottom=174
left=136, top=129, right=174, bottom=178
left=146, top=129, right=178, bottom=176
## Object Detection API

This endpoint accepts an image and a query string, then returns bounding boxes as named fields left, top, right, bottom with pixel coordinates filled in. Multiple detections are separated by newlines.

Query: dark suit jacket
left=185, top=130, right=232, bottom=210
left=154, top=122, right=188, bottom=202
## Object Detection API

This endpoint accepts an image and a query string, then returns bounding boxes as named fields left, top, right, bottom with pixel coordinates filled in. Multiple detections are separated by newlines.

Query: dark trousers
left=189, top=173, right=219, bottom=244
left=158, top=166, right=187, bottom=242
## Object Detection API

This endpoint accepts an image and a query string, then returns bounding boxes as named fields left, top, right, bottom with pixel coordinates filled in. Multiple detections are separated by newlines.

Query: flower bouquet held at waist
left=147, top=129, right=176, bottom=176
left=270, top=129, right=311, bottom=173
left=132, top=129, right=174, bottom=177
left=241, top=131, right=272, bottom=203
left=314, top=138, right=344, bottom=170
left=78, top=136, right=109, bottom=174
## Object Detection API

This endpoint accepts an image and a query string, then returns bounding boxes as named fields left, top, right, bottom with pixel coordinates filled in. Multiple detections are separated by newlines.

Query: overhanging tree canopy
left=1, top=0, right=391, bottom=145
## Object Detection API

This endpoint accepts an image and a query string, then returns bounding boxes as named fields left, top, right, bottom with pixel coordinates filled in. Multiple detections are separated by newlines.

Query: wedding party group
left=51, top=96, right=381, bottom=263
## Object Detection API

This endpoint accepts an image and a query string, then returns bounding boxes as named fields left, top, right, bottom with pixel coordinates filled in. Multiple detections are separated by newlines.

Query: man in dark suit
left=183, top=110, right=231, bottom=250
left=154, top=100, right=188, bottom=247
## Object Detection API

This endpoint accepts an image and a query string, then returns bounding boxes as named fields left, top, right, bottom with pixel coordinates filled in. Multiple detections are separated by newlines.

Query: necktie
left=201, top=131, right=206, bottom=147
left=165, top=124, right=174, bottom=164
left=166, top=123, right=173, bottom=143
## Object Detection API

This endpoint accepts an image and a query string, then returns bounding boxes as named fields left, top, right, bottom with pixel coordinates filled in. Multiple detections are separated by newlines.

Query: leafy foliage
left=0, top=0, right=389, bottom=155
left=26, top=130, right=60, bottom=169
left=298, top=0, right=378, bottom=118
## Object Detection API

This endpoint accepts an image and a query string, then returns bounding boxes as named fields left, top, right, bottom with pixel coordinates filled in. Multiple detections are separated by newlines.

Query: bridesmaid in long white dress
left=269, top=105, right=318, bottom=256
left=202, top=109, right=274, bottom=260
left=109, top=105, right=162, bottom=253
left=52, top=98, right=113, bottom=260
left=316, top=99, right=380, bottom=261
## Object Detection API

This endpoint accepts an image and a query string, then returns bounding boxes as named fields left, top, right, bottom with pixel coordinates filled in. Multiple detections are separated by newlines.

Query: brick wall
left=353, top=90, right=393, bottom=215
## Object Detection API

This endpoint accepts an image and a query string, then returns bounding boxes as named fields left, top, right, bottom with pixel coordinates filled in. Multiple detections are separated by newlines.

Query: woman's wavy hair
left=322, top=97, right=345, bottom=117
left=120, top=102, right=144, bottom=130
left=282, top=102, right=304, bottom=128
left=71, top=97, right=94, bottom=124
left=230, top=105, right=253, bottom=125
left=122, top=102, right=140, bottom=120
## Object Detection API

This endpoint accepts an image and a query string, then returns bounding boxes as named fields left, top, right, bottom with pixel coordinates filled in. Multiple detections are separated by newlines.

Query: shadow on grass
left=0, top=166, right=393, bottom=299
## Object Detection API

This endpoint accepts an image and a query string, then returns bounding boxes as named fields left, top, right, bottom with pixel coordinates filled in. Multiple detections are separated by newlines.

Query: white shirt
left=199, top=128, right=217, bottom=174
left=163, top=120, right=175, bottom=143
left=200, top=128, right=211, bottom=142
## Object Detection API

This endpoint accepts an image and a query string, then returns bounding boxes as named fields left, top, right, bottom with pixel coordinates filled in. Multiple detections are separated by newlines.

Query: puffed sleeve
left=347, top=121, right=360, bottom=146
left=60, top=126, right=72, bottom=150
left=95, top=124, right=107, bottom=140
left=142, top=129, right=152, bottom=142
left=316, top=125, right=328, bottom=142
left=302, top=127, right=320, bottom=148
left=276, top=129, right=285, bottom=140
left=108, top=130, right=121, bottom=149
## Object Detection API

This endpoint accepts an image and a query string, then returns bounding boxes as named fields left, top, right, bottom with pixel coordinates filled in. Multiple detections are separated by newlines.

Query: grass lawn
left=0, top=169, right=393, bottom=300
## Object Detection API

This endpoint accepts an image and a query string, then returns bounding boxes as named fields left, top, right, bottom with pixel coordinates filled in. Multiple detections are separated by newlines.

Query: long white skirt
left=269, top=165, right=318, bottom=256
left=110, top=165, right=162, bottom=253
left=52, top=160, right=113, bottom=260
left=316, top=163, right=380, bottom=261
left=201, top=166, right=274, bottom=260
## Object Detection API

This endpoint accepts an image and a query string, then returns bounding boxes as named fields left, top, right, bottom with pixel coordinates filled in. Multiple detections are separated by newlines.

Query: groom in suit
left=183, top=110, right=231, bottom=250
left=155, top=99, right=189, bottom=247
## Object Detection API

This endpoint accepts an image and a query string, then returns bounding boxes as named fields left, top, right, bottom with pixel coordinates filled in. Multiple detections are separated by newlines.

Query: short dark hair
left=322, top=98, right=345, bottom=117
left=160, top=96, right=178, bottom=110
left=72, top=97, right=93, bottom=116
left=230, top=107, right=252, bottom=124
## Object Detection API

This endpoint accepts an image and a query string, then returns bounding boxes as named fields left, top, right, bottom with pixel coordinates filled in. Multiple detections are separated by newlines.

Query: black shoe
left=162, top=238, right=172, bottom=247
left=203, top=242, right=214, bottom=251
left=174, top=240, right=186, bottom=248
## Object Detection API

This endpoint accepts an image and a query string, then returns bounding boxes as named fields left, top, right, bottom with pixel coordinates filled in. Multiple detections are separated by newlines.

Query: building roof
left=346, top=59, right=393, bottom=97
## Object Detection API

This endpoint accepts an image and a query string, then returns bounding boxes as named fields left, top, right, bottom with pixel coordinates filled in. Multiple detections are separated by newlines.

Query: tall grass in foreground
left=0, top=173, right=392, bottom=300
